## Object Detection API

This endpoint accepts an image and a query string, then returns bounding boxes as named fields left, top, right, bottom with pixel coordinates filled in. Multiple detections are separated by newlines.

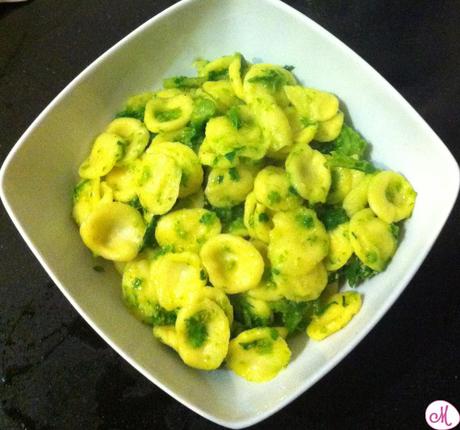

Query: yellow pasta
left=253, top=166, right=302, bottom=211
left=151, top=252, right=205, bottom=311
left=144, top=94, right=193, bottom=133
left=200, top=234, right=264, bottom=294
left=307, top=291, right=362, bottom=340
left=79, top=132, right=126, bottom=179
left=349, top=208, right=398, bottom=271
left=368, top=171, right=416, bottom=223
left=286, top=143, right=331, bottom=204
left=155, top=208, right=221, bottom=253
left=106, top=117, right=150, bottom=165
left=73, top=53, right=416, bottom=383
left=137, top=152, right=182, bottom=215
left=80, top=201, right=145, bottom=261
left=226, top=327, right=291, bottom=382
left=176, top=298, right=230, bottom=370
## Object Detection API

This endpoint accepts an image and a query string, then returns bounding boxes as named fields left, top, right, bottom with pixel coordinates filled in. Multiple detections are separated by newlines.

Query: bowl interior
left=1, top=0, right=458, bottom=427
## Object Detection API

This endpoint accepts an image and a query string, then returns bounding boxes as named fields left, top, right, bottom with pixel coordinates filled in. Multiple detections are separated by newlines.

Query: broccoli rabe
left=227, top=106, right=241, bottom=129
left=313, top=125, right=376, bottom=173
left=207, top=68, right=229, bottom=81
left=154, top=108, right=181, bottom=122
left=327, top=153, right=376, bottom=173
left=231, top=295, right=272, bottom=332
left=316, top=205, right=349, bottom=231
left=209, top=203, right=245, bottom=233
left=270, top=299, right=317, bottom=334
left=115, top=108, right=145, bottom=121
left=190, top=97, right=217, bottom=131
left=339, top=255, right=377, bottom=287
left=248, top=69, right=287, bottom=91
left=163, top=75, right=206, bottom=89
left=140, top=216, right=158, bottom=251
left=185, top=311, right=209, bottom=348
left=149, top=304, right=177, bottom=326
left=127, top=196, right=144, bottom=214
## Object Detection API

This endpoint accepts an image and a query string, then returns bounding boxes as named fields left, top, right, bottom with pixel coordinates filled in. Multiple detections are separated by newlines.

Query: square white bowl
left=1, top=0, right=459, bottom=427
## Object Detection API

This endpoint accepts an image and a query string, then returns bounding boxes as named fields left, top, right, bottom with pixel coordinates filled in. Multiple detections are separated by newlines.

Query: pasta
left=72, top=53, right=416, bottom=382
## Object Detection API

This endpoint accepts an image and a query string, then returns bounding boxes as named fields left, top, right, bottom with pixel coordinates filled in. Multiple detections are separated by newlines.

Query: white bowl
left=1, top=0, right=458, bottom=427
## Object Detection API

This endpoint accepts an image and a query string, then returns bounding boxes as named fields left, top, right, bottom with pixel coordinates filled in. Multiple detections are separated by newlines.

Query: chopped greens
left=163, top=75, right=205, bottom=89
left=339, top=255, right=377, bottom=287
left=248, top=69, right=287, bottom=92
left=316, top=206, right=349, bottom=231
left=185, top=311, right=209, bottom=348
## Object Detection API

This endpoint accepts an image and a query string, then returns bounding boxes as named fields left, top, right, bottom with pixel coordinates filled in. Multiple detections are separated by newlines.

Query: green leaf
left=339, top=255, right=377, bottom=287
left=185, top=311, right=209, bottom=348
left=199, top=212, right=218, bottom=225
left=127, top=197, right=144, bottom=214
left=390, top=223, right=400, bottom=240
left=228, top=167, right=240, bottom=181
left=140, top=216, right=158, bottom=251
left=207, top=68, right=229, bottom=81
left=115, top=108, right=145, bottom=121
left=270, top=299, right=318, bottom=333
left=227, top=106, right=241, bottom=129
left=248, top=69, right=287, bottom=92
left=150, top=304, right=177, bottom=326
left=327, top=153, right=376, bottom=173
left=163, top=76, right=206, bottom=89
left=332, top=125, right=368, bottom=158
left=316, top=206, right=349, bottom=231
left=155, top=108, right=181, bottom=122
left=239, top=338, right=273, bottom=354
left=190, top=97, right=217, bottom=130
left=231, top=295, right=271, bottom=331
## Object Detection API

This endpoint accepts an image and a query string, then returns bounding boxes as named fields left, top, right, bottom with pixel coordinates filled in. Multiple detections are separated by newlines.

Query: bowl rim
left=1, top=0, right=459, bottom=428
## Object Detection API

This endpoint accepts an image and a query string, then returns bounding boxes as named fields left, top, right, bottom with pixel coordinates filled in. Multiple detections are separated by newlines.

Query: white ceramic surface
left=1, top=0, right=459, bottom=427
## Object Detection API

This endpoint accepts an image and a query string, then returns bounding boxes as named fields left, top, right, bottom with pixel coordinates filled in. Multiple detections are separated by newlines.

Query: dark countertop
left=0, top=1, right=459, bottom=429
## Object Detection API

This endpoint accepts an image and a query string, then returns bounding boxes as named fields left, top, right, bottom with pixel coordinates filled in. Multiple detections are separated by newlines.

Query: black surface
left=1, top=1, right=459, bottom=429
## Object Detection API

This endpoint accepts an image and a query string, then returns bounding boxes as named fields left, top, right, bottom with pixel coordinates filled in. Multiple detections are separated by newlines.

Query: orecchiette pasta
left=73, top=53, right=416, bottom=383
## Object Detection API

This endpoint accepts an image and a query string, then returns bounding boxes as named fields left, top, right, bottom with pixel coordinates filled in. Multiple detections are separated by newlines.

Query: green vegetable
left=268, top=191, right=281, bottom=205
left=296, top=213, right=314, bottom=229
left=227, top=106, right=241, bottom=129
left=248, top=69, right=286, bottom=92
left=190, top=97, right=217, bottom=130
left=258, top=212, right=270, bottom=223
left=270, top=299, right=316, bottom=333
left=210, top=204, right=244, bottom=232
left=339, top=255, right=377, bottom=287
left=231, top=295, right=271, bottom=330
left=185, top=311, right=209, bottom=348
left=239, top=338, right=273, bottom=354
left=127, top=197, right=144, bottom=214
left=224, top=150, right=238, bottom=163
left=115, top=108, right=145, bottom=121
left=199, top=212, right=217, bottom=225
left=208, top=68, right=229, bottom=81
left=72, top=179, right=90, bottom=202
left=316, top=206, right=349, bottom=231
left=140, top=216, right=158, bottom=250
left=390, top=223, right=400, bottom=240
left=150, top=304, right=177, bottom=326
left=313, top=125, right=376, bottom=172
left=283, top=65, right=295, bottom=71
left=228, top=167, right=240, bottom=181
left=327, top=153, right=376, bottom=173
left=163, top=76, right=206, bottom=89
left=155, top=108, right=182, bottom=122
